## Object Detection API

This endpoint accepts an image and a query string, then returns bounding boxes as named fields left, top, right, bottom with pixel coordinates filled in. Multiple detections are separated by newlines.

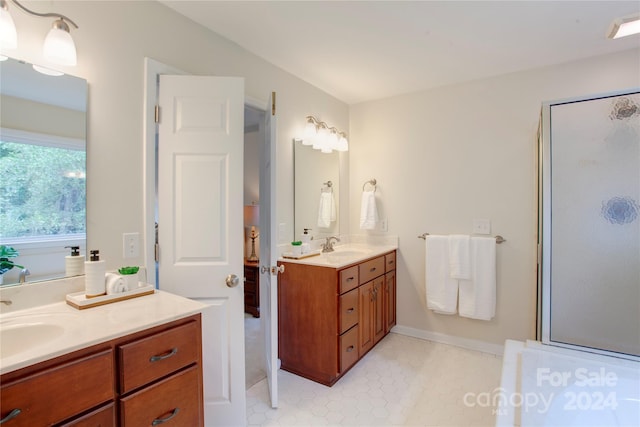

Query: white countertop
left=279, top=243, right=397, bottom=268
left=0, top=290, right=207, bottom=375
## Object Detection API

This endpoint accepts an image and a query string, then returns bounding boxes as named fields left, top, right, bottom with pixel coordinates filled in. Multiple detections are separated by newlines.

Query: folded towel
left=317, top=191, right=336, bottom=228
left=425, top=235, right=458, bottom=314
left=458, top=237, right=496, bottom=320
left=105, top=273, right=128, bottom=295
left=448, top=234, right=471, bottom=279
left=359, top=190, right=378, bottom=230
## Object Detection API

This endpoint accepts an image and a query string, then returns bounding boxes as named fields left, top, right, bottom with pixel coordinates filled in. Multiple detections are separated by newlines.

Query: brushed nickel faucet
left=321, top=236, right=340, bottom=253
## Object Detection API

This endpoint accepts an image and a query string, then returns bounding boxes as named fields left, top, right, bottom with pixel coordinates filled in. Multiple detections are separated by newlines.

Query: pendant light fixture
left=0, top=0, right=79, bottom=67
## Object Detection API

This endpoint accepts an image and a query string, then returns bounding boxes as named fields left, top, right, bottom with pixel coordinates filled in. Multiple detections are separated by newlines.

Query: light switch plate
left=473, top=219, right=491, bottom=235
left=123, top=232, right=140, bottom=258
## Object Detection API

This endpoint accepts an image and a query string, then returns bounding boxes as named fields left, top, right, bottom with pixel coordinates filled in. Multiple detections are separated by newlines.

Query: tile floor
left=246, top=332, right=503, bottom=426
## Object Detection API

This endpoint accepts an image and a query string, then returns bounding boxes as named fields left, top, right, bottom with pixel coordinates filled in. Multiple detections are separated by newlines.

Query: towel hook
left=362, top=178, right=377, bottom=192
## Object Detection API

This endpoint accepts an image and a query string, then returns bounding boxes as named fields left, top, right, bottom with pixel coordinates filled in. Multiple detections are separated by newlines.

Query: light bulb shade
left=336, top=135, right=349, bottom=152
left=244, top=205, right=260, bottom=227
left=0, top=5, right=17, bottom=50
left=43, top=19, right=77, bottom=66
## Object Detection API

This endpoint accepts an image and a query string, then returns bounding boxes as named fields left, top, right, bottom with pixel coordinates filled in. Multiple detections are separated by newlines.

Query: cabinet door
left=358, top=281, right=374, bottom=355
left=384, top=270, right=397, bottom=333
left=372, top=277, right=385, bottom=344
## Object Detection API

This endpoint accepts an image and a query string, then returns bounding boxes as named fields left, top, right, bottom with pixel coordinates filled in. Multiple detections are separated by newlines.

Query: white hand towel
left=448, top=234, right=471, bottom=279
left=359, top=190, right=378, bottom=230
left=105, top=273, right=128, bottom=295
left=317, top=192, right=335, bottom=228
left=458, top=237, right=496, bottom=321
left=425, top=235, right=458, bottom=314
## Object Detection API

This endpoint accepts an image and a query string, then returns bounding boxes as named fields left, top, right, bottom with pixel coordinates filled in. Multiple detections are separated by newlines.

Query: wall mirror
left=0, top=57, right=87, bottom=286
left=539, top=89, right=640, bottom=359
left=294, top=142, right=340, bottom=241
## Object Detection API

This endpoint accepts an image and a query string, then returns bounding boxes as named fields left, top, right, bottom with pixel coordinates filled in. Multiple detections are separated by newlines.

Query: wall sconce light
left=296, top=115, right=349, bottom=153
left=0, top=0, right=79, bottom=67
left=244, top=204, right=260, bottom=262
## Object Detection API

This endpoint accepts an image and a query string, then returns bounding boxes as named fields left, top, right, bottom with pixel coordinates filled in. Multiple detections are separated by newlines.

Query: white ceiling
left=162, top=1, right=640, bottom=105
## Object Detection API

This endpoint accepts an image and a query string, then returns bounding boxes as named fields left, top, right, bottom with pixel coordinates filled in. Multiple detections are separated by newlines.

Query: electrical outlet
left=123, top=232, right=140, bottom=258
left=473, top=219, right=491, bottom=235
left=380, top=218, right=388, bottom=232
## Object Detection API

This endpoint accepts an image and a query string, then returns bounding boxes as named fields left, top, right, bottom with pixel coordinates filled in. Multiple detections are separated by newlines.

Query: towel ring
left=362, top=178, right=377, bottom=192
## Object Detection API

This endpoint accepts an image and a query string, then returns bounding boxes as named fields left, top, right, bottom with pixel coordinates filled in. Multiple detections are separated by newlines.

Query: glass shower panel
left=543, top=90, right=639, bottom=358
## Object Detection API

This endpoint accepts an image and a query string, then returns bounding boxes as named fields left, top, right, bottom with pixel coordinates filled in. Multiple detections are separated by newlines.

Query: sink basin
left=0, top=322, right=65, bottom=359
left=328, top=250, right=369, bottom=258
left=0, top=312, right=76, bottom=359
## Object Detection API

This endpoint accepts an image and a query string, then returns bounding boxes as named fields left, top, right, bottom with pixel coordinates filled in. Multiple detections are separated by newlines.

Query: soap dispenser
left=65, top=245, right=84, bottom=277
left=301, top=228, right=312, bottom=254
left=85, top=250, right=106, bottom=298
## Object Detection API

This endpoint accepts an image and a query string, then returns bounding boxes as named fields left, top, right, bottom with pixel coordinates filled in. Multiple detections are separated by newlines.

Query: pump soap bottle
left=85, top=250, right=106, bottom=298
left=301, top=228, right=312, bottom=254
left=65, top=246, right=84, bottom=277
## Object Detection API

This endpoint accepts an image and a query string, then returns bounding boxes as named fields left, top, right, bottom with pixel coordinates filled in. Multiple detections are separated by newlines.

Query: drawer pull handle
left=346, top=345, right=355, bottom=352
left=346, top=308, right=354, bottom=313
left=346, top=277, right=354, bottom=282
left=0, top=409, right=21, bottom=424
left=152, top=408, right=180, bottom=426
left=369, top=267, right=376, bottom=272
left=150, top=347, right=178, bottom=362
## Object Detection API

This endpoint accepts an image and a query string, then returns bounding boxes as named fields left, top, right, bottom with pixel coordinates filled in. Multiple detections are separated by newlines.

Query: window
left=0, top=129, right=86, bottom=242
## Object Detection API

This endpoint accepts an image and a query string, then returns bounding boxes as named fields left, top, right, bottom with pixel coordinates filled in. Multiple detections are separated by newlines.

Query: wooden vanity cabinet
left=0, top=314, right=203, bottom=427
left=244, top=260, right=260, bottom=317
left=278, top=250, right=396, bottom=386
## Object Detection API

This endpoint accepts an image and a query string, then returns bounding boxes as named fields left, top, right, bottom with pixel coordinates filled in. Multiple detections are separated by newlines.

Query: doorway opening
left=244, top=105, right=267, bottom=389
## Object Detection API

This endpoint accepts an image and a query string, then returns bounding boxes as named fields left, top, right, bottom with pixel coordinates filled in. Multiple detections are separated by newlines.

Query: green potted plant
left=0, top=245, right=24, bottom=284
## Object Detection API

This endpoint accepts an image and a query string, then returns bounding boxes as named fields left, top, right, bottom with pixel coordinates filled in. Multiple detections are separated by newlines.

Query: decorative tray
left=66, top=284, right=155, bottom=310
left=282, top=250, right=322, bottom=260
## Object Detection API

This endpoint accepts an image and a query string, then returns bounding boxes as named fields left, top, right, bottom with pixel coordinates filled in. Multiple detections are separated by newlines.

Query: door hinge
left=155, top=105, right=160, bottom=123
left=154, top=222, right=159, bottom=262
left=271, top=92, right=276, bottom=116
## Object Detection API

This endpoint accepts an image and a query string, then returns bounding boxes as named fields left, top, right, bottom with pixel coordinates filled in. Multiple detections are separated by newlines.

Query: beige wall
left=349, top=48, right=640, bottom=346
left=8, top=1, right=348, bottom=271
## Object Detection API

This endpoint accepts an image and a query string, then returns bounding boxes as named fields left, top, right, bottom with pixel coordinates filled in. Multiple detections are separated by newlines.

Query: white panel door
left=259, top=92, right=279, bottom=408
left=158, top=75, right=246, bottom=426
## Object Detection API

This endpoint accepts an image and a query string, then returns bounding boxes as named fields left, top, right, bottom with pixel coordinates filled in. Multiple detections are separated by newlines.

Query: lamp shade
left=244, top=205, right=259, bottom=227
left=43, top=19, right=77, bottom=66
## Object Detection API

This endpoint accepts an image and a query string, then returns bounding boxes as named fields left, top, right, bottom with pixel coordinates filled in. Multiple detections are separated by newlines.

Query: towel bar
left=418, top=233, right=506, bottom=244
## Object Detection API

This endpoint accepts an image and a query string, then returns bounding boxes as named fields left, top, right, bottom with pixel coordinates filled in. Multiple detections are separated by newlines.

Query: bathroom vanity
left=0, top=288, right=206, bottom=426
left=278, top=245, right=397, bottom=386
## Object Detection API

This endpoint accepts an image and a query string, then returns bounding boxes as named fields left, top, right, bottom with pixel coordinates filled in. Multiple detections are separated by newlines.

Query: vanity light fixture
left=297, top=115, right=349, bottom=153
left=608, top=13, right=640, bottom=39
left=0, top=0, right=79, bottom=67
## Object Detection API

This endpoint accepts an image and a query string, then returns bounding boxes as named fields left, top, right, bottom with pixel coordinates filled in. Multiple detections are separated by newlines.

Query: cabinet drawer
left=385, top=252, right=396, bottom=272
left=339, top=288, right=359, bottom=333
left=340, top=325, right=359, bottom=374
left=120, top=365, right=203, bottom=427
left=60, top=402, right=115, bottom=427
left=118, top=320, right=200, bottom=394
left=339, top=265, right=359, bottom=294
left=359, top=256, right=385, bottom=284
left=244, top=265, right=258, bottom=282
left=0, top=349, right=114, bottom=427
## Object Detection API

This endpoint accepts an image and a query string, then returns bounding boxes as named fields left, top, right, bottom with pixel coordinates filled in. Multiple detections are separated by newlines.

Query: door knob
left=225, top=274, right=240, bottom=288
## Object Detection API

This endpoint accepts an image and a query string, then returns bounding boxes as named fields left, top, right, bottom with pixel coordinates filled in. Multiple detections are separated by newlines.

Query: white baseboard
left=391, top=325, right=505, bottom=356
